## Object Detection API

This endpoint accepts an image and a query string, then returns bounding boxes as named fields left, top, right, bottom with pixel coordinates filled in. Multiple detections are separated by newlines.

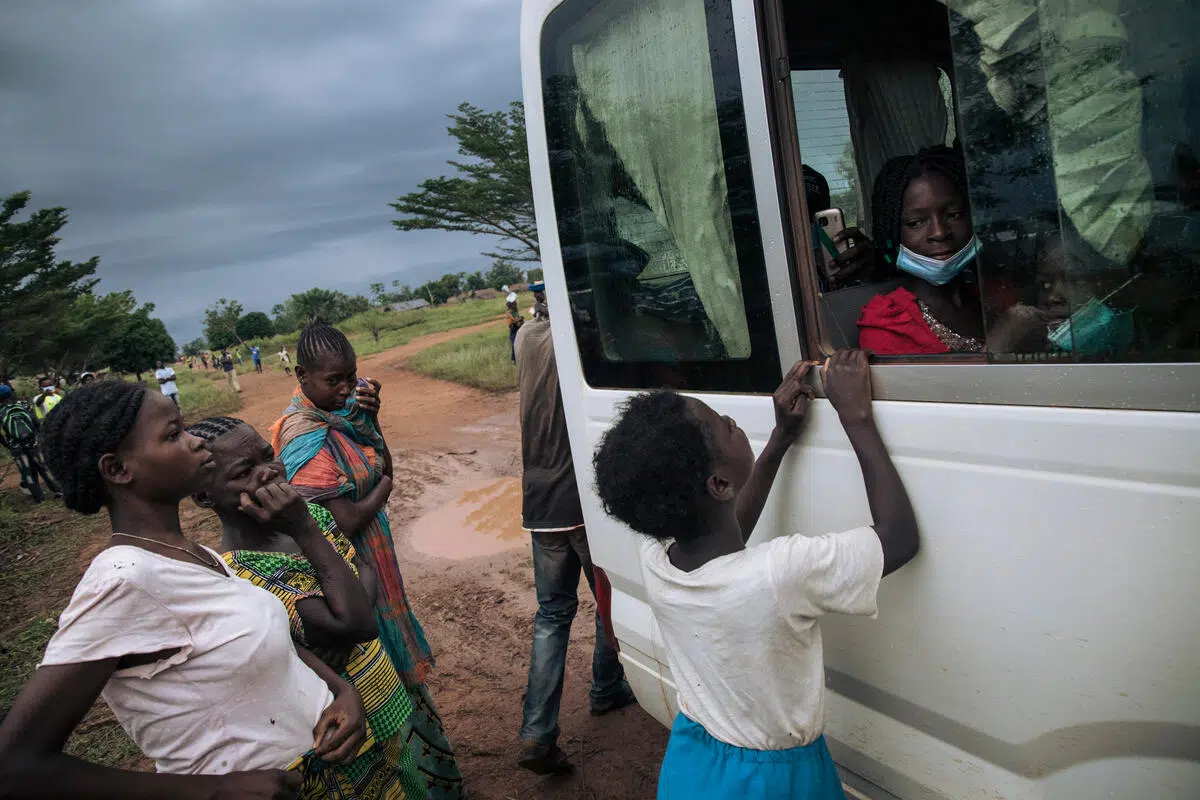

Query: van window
left=540, top=0, right=781, bottom=392
left=783, top=0, right=1199, bottom=363
left=949, top=0, right=1200, bottom=363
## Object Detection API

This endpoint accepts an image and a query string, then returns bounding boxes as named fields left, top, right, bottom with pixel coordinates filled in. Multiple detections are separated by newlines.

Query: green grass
left=242, top=293, right=520, bottom=361
left=407, top=325, right=518, bottom=392
left=171, top=368, right=241, bottom=423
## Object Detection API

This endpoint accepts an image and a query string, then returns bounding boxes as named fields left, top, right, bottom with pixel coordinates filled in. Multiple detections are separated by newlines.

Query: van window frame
left=757, top=0, right=1200, bottom=413
left=537, top=0, right=786, bottom=394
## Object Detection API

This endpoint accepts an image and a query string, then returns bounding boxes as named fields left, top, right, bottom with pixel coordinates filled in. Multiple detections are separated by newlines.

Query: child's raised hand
left=772, top=360, right=819, bottom=441
left=821, top=349, right=874, bottom=424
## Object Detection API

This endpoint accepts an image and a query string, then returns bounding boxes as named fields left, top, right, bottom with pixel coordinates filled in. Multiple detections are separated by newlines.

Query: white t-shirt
left=41, top=545, right=333, bottom=775
left=155, top=367, right=178, bottom=396
left=640, top=527, right=884, bottom=750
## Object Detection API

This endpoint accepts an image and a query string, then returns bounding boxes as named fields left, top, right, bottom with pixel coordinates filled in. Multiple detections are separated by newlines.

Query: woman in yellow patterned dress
left=188, top=415, right=430, bottom=800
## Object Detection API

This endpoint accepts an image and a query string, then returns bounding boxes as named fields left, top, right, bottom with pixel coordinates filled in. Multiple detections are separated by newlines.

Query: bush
left=407, top=325, right=518, bottom=392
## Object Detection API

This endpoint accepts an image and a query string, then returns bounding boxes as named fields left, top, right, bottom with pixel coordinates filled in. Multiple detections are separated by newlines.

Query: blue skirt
left=658, top=714, right=847, bottom=800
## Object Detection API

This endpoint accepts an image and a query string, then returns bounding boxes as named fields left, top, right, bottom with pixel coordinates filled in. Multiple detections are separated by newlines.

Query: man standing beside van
left=515, top=288, right=635, bottom=776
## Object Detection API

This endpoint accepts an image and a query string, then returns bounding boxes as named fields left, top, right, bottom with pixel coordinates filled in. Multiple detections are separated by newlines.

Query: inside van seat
left=820, top=279, right=902, bottom=349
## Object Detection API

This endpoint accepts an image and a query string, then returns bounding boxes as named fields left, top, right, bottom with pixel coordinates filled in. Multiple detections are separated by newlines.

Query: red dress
left=857, top=286, right=950, bottom=355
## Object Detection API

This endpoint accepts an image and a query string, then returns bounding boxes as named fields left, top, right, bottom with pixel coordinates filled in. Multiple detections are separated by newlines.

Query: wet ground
left=192, top=322, right=668, bottom=799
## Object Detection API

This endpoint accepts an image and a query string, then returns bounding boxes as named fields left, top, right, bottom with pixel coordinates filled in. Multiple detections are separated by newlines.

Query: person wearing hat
left=513, top=288, right=634, bottom=775
left=506, top=292, right=524, bottom=362
left=529, top=280, right=548, bottom=321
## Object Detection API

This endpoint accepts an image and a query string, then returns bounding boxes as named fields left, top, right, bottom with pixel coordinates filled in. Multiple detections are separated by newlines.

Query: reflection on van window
left=540, top=0, right=781, bottom=392
left=950, top=0, right=1200, bottom=361
left=790, top=0, right=1200, bottom=362
left=790, top=70, right=863, bottom=227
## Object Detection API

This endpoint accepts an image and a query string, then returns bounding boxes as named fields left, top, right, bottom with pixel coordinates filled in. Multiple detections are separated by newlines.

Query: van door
left=523, top=0, right=806, bottom=724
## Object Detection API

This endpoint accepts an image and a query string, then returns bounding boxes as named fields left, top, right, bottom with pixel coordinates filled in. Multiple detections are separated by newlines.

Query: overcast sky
left=1, top=0, right=525, bottom=343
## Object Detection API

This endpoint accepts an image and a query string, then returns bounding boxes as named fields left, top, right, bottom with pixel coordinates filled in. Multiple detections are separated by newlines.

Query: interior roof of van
left=782, top=0, right=954, bottom=70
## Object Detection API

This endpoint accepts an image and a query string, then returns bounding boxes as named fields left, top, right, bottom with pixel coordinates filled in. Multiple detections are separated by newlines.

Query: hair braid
left=185, top=416, right=246, bottom=444
left=296, top=323, right=355, bottom=369
left=41, top=382, right=147, bottom=515
left=870, top=145, right=970, bottom=267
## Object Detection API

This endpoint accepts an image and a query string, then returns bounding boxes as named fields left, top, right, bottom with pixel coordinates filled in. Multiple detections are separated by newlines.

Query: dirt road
left=194, top=323, right=668, bottom=799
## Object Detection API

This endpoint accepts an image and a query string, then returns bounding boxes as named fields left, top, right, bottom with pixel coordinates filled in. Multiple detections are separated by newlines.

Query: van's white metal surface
left=521, top=0, right=1200, bottom=797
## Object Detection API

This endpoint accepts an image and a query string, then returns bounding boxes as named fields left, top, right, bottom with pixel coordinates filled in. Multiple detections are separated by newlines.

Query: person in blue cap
left=530, top=280, right=548, bottom=321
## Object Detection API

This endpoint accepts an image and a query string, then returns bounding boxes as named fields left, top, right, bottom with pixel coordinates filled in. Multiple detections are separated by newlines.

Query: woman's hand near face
left=354, top=379, right=381, bottom=416
left=239, top=482, right=313, bottom=535
left=828, top=228, right=876, bottom=288
left=986, top=303, right=1056, bottom=353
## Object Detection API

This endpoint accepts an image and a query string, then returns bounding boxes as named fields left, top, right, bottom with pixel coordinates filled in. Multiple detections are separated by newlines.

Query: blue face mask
left=895, top=236, right=981, bottom=286
left=1047, top=298, right=1135, bottom=354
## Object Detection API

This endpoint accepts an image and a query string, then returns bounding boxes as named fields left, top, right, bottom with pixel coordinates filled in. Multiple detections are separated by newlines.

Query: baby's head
left=188, top=416, right=285, bottom=519
left=295, top=323, right=358, bottom=412
left=594, top=391, right=754, bottom=541
left=41, top=381, right=214, bottom=515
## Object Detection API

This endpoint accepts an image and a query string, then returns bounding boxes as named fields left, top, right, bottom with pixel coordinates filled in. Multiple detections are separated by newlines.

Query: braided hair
left=870, top=145, right=970, bottom=267
left=41, top=382, right=147, bottom=515
left=593, top=390, right=713, bottom=541
left=185, top=416, right=246, bottom=444
left=296, top=323, right=355, bottom=369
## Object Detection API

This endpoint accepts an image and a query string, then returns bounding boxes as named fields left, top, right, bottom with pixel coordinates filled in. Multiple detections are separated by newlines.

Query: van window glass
left=540, top=0, right=781, bottom=392
left=949, top=0, right=1200, bottom=362
left=790, top=70, right=863, bottom=227
left=785, top=0, right=1199, bottom=361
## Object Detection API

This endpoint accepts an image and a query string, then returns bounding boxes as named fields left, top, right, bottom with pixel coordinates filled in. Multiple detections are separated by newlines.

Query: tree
left=182, top=338, right=207, bottom=357
left=0, top=191, right=101, bottom=379
left=830, top=142, right=862, bottom=229
left=31, top=290, right=137, bottom=378
left=103, top=303, right=176, bottom=379
left=390, top=280, right=413, bottom=302
left=464, top=271, right=487, bottom=292
left=526, top=267, right=544, bottom=283
left=485, top=259, right=523, bottom=290
left=236, top=311, right=274, bottom=340
left=204, top=298, right=244, bottom=351
left=272, top=288, right=371, bottom=332
left=412, top=273, right=465, bottom=306
left=391, top=102, right=538, bottom=263
left=369, top=282, right=389, bottom=305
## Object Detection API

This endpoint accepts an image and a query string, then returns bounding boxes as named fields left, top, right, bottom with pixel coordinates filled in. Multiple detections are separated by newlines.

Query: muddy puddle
left=408, top=476, right=526, bottom=559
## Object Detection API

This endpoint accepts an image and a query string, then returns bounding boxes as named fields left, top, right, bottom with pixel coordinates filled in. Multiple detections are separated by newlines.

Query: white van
left=520, top=0, right=1200, bottom=796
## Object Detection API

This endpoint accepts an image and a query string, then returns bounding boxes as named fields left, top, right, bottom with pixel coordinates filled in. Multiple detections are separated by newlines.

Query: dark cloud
left=0, top=0, right=525, bottom=342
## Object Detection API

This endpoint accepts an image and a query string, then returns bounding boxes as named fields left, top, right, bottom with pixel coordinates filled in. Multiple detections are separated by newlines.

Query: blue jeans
left=519, top=529, right=630, bottom=745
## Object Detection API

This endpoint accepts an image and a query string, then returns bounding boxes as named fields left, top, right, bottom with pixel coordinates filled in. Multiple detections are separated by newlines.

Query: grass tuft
left=407, top=326, right=518, bottom=392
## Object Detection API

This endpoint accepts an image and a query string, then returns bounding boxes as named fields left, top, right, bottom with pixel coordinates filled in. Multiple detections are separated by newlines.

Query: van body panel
left=521, top=0, right=1200, bottom=796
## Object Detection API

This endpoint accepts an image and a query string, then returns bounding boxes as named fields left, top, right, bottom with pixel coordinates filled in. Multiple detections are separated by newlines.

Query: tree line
left=0, top=191, right=176, bottom=382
